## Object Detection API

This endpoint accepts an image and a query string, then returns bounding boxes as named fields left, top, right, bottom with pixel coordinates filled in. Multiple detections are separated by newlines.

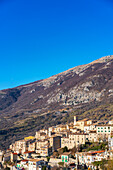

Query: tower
left=74, top=116, right=77, bottom=125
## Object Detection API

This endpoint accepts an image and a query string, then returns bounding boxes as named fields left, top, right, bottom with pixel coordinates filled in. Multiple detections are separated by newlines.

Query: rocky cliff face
left=1, top=55, right=113, bottom=149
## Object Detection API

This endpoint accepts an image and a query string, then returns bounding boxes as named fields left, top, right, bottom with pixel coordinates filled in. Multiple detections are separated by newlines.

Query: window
left=98, top=131, right=100, bottom=132
left=101, top=131, right=103, bottom=132
left=62, top=156, right=64, bottom=162
left=65, top=156, right=68, bottom=162
left=98, top=127, right=100, bottom=129
left=108, top=127, right=110, bottom=129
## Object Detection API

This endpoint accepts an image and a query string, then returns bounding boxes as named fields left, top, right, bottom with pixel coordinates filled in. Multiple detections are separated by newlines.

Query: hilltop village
left=1, top=116, right=113, bottom=169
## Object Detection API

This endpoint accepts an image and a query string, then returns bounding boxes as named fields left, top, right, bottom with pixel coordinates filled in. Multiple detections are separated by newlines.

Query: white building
left=109, top=120, right=113, bottom=125
left=108, top=137, right=113, bottom=150
left=75, top=150, right=110, bottom=166
left=0, top=150, right=4, bottom=162
left=28, top=159, right=48, bottom=170
left=17, top=160, right=28, bottom=169
left=96, top=125, right=112, bottom=140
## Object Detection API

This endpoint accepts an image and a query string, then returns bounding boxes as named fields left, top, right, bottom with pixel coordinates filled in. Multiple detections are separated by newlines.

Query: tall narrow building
left=74, top=116, right=77, bottom=125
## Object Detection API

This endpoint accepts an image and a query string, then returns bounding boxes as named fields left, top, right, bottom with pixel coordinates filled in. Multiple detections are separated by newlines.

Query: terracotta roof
left=86, top=150, right=105, bottom=155
left=92, top=150, right=105, bottom=154
left=69, top=132, right=86, bottom=135
left=21, top=159, right=28, bottom=162
left=12, top=153, right=18, bottom=155
left=84, top=124, right=90, bottom=126
left=24, top=151, right=34, bottom=154
left=28, top=159, right=43, bottom=162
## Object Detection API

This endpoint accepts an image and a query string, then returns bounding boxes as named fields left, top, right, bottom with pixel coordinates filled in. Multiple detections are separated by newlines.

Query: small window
left=108, top=127, right=110, bottom=129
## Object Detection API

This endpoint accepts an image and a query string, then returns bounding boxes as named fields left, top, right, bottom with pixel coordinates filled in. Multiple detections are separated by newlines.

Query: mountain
left=1, top=55, right=113, bottom=149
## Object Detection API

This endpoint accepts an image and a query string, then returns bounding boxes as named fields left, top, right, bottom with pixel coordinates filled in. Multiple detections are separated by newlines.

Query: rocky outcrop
left=1, top=55, right=113, bottom=113
left=1, top=55, right=113, bottom=149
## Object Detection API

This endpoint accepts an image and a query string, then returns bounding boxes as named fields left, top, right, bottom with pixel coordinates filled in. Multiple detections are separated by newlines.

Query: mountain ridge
left=1, top=55, right=113, bottom=91
left=1, top=55, right=113, bottom=149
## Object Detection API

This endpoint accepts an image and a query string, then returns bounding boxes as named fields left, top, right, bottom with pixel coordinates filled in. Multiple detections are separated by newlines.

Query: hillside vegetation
left=1, top=55, right=113, bottom=149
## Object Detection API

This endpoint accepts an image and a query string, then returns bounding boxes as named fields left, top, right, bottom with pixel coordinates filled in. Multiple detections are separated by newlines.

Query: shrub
left=58, top=162, right=64, bottom=167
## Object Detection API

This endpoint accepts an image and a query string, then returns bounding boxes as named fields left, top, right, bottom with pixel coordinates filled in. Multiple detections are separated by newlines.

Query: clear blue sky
left=0, top=0, right=113, bottom=90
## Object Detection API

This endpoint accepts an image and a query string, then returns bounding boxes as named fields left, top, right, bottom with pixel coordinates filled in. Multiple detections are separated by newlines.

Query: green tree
left=63, top=146, right=68, bottom=152
left=100, top=159, right=107, bottom=170
left=47, top=156, right=50, bottom=162
left=58, top=162, right=64, bottom=167
left=92, top=161, right=101, bottom=170
left=107, top=160, right=113, bottom=170
left=4, top=168, right=10, bottom=170
left=92, top=160, right=107, bottom=170
left=42, top=166, right=46, bottom=170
